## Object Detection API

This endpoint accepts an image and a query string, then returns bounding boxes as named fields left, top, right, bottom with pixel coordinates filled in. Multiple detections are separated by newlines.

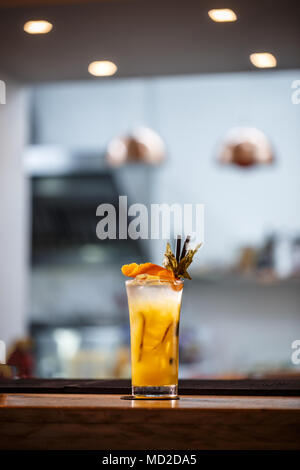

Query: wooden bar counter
left=0, top=379, right=300, bottom=450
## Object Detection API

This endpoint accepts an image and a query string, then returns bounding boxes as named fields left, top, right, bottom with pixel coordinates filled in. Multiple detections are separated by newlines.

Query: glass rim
left=125, top=277, right=184, bottom=286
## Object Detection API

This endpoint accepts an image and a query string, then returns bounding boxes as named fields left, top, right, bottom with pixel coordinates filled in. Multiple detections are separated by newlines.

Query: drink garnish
left=163, top=236, right=202, bottom=279
left=121, top=262, right=174, bottom=279
left=121, top=236, right=201, bottom=280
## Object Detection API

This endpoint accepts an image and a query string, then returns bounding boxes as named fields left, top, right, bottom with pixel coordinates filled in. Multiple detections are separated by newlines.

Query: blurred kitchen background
left=0, top=0, right=300, bottom=379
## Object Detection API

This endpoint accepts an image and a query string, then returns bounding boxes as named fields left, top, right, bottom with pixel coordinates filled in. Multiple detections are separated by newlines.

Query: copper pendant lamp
left=106, top=127, right=165, bottom=167
left=217, top=127, right=274, bottom=168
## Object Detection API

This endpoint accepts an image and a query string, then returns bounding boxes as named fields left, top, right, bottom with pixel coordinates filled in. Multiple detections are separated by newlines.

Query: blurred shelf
left=191, top=272, right=300, bottom=287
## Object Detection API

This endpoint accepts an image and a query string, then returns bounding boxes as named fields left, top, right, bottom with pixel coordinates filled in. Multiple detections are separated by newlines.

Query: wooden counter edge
left=0, top=393, right=300, bottom=450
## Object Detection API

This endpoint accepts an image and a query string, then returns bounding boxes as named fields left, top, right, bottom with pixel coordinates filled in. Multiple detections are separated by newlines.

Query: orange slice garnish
left=121, top=262, right=174, bottom=280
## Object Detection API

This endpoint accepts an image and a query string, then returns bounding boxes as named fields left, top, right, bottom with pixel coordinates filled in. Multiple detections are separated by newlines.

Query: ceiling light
left=250, top=52, right=277, bottom=68
left=88, top=60, right=118, bottom=77
left=24, top=20, right=53, bottom=35
left=208, top=9, right=237, bottom=22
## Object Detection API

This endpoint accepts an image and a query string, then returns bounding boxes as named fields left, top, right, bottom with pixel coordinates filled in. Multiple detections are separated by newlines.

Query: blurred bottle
left=291, top=236, right=300, bottom=276
left=7, top=338, right=34, bottom=378
left=257, top=234, right=275, bottom=270
left=274, top=233, right=293, bottom=279
left=0, top=340, right=17, bottom=378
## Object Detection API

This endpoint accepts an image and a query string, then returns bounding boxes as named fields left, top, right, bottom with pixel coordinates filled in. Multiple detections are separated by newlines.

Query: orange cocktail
left=126, top=276, right=183, bottom=397
left=122, top=239, right=200, bottom=399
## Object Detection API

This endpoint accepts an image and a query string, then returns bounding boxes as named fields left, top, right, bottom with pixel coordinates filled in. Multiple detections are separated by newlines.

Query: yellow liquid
left=127, top=283, right=182, bottom=387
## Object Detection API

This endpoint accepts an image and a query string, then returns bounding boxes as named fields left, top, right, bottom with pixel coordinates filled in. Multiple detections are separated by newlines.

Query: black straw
left=180, top=235, right=190, bottom=260
left=175, top=235, right=181, bottom=262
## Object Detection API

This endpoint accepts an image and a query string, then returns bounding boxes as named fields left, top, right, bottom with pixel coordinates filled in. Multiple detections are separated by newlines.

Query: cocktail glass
left=126, top=277, right=183, bottom=398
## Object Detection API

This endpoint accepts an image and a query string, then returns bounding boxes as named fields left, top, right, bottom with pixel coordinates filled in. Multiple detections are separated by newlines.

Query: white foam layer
left=126, top=274, right=183, bottom=287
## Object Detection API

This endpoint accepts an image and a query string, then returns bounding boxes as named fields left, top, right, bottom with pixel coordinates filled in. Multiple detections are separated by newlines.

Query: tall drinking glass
left=126, top=278, right=183, bottom=398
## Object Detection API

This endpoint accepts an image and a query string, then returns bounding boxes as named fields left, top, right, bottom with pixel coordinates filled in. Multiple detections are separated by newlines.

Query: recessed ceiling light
left=88, top=60, right=118, bottom=77
left=208, top=9, right=237, bottom=22
left=250, top=52, right=277, bottom=68
left=24, top=20, right=53, bottom=35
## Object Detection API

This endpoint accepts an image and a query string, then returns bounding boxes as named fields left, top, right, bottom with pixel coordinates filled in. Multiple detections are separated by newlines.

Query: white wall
left=32, top=79, right=150, bottom=148
left=0, top=73, right=29, bottom=349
